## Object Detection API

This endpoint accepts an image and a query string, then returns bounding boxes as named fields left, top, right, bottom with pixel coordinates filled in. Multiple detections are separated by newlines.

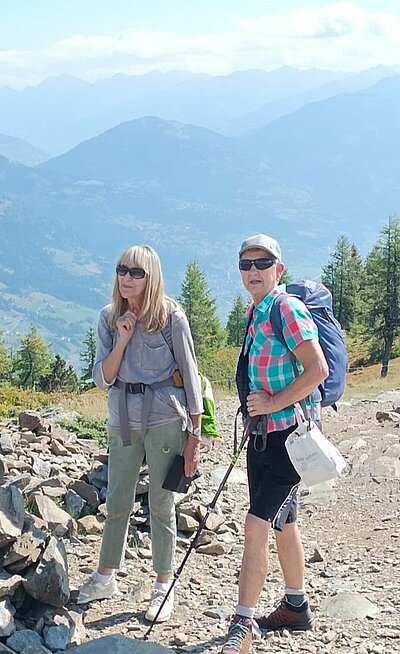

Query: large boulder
left=67, top=635, right=172, bottom=653
left=0, top=486, right=25, bottom=548
left=23, top=536, right=70, bottom=607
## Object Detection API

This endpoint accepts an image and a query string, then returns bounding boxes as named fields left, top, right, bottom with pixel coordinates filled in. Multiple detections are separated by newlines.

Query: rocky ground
left=69, top=394, right=400, bottom=654
left=0, top=392, right=399, bottom=653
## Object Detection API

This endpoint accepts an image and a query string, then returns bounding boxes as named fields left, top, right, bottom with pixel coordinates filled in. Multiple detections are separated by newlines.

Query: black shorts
left=247, top=424, right=301, bottom=531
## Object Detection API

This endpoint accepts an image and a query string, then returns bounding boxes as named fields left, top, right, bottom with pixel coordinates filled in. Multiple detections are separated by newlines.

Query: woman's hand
left=116, top=311, right=137, bottom=345
left=183, top=434, right=201, bottom=477
left=247, top=390, right=276, bottom=417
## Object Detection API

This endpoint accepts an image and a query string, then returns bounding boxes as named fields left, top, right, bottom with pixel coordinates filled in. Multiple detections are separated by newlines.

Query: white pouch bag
left=285, top=407, right=346, bottom=487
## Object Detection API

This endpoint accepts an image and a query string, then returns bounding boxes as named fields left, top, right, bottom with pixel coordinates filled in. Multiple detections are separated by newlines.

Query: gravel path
left=67, top=396, right=400, bottom=654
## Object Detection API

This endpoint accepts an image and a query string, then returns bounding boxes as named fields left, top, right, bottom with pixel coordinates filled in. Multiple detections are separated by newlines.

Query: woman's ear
left=277, top=262, right=285, bottom=281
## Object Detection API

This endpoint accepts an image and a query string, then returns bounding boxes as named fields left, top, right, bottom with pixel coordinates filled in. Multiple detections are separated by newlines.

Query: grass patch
left=344, top=356, right=400, bottom=400
left=61, top=387, right=108, bottom=418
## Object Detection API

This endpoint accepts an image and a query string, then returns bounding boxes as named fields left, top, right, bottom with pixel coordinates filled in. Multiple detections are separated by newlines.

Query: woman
left=77, top=245, right=203, bottom=623
left=221, top=233, right=328, bottom=654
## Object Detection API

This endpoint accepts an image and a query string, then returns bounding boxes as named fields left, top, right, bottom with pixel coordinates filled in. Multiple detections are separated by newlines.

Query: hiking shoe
left=75, top=572, right=118, bottom=604
left=145, top=587, right=174, bottom=623
left=256, top=599, right=314, bottom=632
left=221, top=615, right=253, bottom=654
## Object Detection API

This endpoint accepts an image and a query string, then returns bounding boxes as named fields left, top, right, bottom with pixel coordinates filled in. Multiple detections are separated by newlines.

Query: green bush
left=60, top=415, right=108, bottom=448
left=198, top=347, right=239, bottom=393
left=0, top=384, right=55, bottom=417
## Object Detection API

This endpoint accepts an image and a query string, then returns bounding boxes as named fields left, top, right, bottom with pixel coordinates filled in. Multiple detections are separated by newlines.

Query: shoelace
left=226, top=620, right=251, bottom=650
left=263, top=600, right=294, bottom=628
left=150, top=589, right=172, bottom=606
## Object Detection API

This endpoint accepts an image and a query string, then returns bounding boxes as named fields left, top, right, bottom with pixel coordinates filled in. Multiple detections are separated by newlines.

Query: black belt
left=113, top=377, right=178, bottom=446
left=124, top=382, right=147, bottom=394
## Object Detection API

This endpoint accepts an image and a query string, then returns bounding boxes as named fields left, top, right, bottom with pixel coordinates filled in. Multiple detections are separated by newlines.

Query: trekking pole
left=143, top=415, right=257, bottom=640
left=233, top=407, right=242, bottom=456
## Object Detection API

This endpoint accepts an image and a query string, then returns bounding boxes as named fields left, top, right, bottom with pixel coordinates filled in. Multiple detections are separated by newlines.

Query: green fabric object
left=200, top=373, right=218, bottom=438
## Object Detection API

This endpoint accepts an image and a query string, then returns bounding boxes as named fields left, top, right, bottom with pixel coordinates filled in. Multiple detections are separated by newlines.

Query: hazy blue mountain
left=1, top=85, right=399, bottom=363
left=0, top=71, right=197, bottom=155
left=38, top=116, right=268, bottom=201
left=225, top=66, right=395, bottom=135
left=0, top=118, right=334, bottom=360
left=142, top=66, right=352, bottom=132
left=0, top=67, right=353, bottom=155
left=243, top=75, right=400, bottom=225
left=0, top=133, right=49, bottom=166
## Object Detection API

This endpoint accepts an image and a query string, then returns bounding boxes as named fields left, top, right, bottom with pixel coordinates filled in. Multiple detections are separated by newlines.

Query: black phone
left=162, top=454, right=200, bottom=493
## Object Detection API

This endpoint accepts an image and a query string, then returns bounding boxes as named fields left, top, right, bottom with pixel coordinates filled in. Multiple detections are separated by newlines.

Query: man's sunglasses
left=116, top=264, right=146, bottom=279
left=239, top=258, right=277, bottom=271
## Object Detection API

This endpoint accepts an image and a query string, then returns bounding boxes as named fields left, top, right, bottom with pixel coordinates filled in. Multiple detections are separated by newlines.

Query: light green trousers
left=99, top=419, right=185, bottom=574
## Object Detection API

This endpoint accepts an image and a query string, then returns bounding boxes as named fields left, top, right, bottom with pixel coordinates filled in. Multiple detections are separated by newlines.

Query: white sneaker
left=76, top=572, right=118, bottom=604
left=145, top=586, right=174, bottom=623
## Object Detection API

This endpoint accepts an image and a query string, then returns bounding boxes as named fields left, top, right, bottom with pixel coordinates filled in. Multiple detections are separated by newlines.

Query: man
left=222, top=234, right=328, bottom=654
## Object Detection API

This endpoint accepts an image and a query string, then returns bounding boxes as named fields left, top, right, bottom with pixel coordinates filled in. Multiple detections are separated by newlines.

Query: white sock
left=94, top=571, right=113, bottom=584
left=155, top=581, right=172, bottom=593
left=235, top=604, right=255, bottom=619
left=285, top=587, right=305, bottom=595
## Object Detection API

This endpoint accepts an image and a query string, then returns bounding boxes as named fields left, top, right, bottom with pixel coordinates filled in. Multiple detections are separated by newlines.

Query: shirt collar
left=247, top=287, right=280, bottom=317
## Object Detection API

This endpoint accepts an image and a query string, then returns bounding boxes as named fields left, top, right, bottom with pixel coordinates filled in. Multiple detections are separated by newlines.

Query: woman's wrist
left=187, top=432, right=202, bottom=444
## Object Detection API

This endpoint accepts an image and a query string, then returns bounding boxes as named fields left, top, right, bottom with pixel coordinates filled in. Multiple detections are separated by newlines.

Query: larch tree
left=13, top=325, right=52, bottom=389
left=0, top=332, right=12, bottom=382
left=80, top=326, right=97, bottom=388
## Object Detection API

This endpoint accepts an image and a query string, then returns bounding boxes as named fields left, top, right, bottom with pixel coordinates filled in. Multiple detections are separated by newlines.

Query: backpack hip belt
left=114, top=376, right=182, bottom=446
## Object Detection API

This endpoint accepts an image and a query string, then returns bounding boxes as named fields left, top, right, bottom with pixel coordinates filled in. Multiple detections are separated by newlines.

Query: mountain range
left=0, top=133, right=49, bottom=166
left=0, top=67, right=399, bottom=365
left=0, top=66, right=394, bottom=155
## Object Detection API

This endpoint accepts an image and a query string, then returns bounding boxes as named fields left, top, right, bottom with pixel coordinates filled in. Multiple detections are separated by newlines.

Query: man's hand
left=247, top=390, right=276, bottom=417
left=183, top=434, right=201, bottom=477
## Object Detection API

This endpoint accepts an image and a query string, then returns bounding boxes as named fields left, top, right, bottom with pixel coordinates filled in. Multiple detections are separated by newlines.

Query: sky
left=1, top=1, right=400, bottom=88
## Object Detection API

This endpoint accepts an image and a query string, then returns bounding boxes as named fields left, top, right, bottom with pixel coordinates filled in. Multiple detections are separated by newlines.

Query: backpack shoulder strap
left=161, top=306, right=174, bottom=358
left=269, top=293, right=288, bottom=348
left=240, top=307, right=255, bottom=355
left=270, top=292, right=312, bottom=420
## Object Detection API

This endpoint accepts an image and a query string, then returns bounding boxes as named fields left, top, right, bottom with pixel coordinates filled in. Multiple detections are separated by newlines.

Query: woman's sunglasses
left=116, top=264, right=146, bottom=279
left=239, top=258, right=277, bottom=271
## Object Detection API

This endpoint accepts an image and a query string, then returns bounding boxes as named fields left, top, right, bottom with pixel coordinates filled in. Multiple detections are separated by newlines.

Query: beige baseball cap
left=239, top=233, right=282, bottom=261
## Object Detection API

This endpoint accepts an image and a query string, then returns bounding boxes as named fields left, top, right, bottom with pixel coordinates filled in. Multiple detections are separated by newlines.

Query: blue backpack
left=270, top=280, right=347, bottom=409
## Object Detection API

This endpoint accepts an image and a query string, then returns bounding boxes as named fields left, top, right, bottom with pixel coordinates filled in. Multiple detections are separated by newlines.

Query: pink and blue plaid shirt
left=244, top=288, right=320, bottom=432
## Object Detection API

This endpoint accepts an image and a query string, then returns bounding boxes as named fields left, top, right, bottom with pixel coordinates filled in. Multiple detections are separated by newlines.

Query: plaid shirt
left=244, top=288, right=320, bottom=432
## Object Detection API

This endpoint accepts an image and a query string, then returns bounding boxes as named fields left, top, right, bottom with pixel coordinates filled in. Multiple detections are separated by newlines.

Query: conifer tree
left=39, top=354, right=79, bottom=393
left=80, top=326, right=97, bottom=388
left=0, top=332, right=12, bottom=382
left=226, top=294, right=247, bottom=346
left=178, top=260, right=225, bottom=358
left=321, top=234, right=363, bottom=330
left=279, top=268, right=292, bottom=285
left=13, top=325, right=52, bottom=389
left=362, top=216, right=400, bottom=377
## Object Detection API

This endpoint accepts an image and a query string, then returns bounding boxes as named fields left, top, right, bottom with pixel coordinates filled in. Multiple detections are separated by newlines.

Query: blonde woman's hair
left=108, top=245, right=176, bottom=332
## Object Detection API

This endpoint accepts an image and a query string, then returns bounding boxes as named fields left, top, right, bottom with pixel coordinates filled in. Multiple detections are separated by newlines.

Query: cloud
left=1, top=2, right=400, bottom=88
left=230, top=2, right=399, bottom=38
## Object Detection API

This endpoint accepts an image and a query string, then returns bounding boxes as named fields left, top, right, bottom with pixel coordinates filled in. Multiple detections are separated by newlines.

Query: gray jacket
left=93, top=304, right=203, bottom=431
